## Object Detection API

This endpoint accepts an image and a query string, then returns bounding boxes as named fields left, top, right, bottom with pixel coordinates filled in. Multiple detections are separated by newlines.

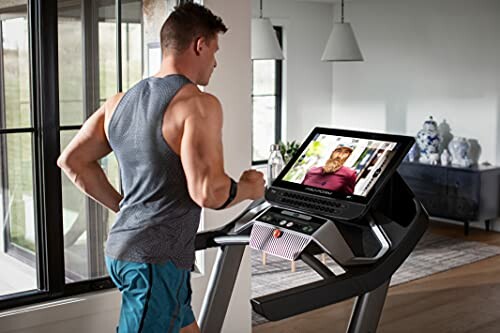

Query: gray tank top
left=105, top=74, right=201, bottom=269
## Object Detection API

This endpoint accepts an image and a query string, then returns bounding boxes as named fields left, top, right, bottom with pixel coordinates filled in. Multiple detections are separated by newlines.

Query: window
left=58, top=0, right=142, bottom=283
left=0, top=0, right=149, bottom=310
left=252, top=26, right=283, bottom=164
left=0, top=4, right=38, bottom=298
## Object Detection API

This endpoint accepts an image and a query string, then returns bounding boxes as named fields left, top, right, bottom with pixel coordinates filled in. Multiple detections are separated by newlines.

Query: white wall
left=192, top=0, right=254, bottom=332
left=0, top=193, right=3, bottom=250
left=252, top=0, right=334, bottom=143
left=330, top=0, right=500, bottom=166
left=327, top=0, right=500, bottom=230
left=0, top=0, right=254, bottom=332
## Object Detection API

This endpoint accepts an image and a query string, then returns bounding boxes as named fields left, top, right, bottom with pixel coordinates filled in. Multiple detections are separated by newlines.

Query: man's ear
left=194, top=37, right=205, bottom=56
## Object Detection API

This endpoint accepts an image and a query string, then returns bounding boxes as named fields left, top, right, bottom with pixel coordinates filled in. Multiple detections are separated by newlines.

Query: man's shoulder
left=194, top=91, right=221, bottom=110
left=104, top=92, right=126, bottom=117
left=169, top=87, right=223, bottom=129
left=307, top=166, right=323, bottom=174
left=338, top=166, right=356, bottom=177
left=183, top=90, right=222, bottom=120
left=175, top=85, right=221, bottom=110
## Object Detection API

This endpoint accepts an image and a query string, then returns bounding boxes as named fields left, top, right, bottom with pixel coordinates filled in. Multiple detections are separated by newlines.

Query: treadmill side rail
left=198, top=245, right=246, bottom=333
left=347, top=280, right=390, bottom=333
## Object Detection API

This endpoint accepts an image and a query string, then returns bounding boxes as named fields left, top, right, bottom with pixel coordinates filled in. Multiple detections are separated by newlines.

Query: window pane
left=0, top=133, right=38, bottom=296
left=252, top=96, right=276, bottom=161
left=58, top=3, right=84, bottom=126
left=61, top=130, right=120, bottom=282
left=99, top=4, right=117, bottom=101
left=1, top=16, right=31, bottom=129
left=122, top=1, right=143, bottom=90
left=60, top=131, right=88, bottom=281
left=252, top=60, right=275, bottom=96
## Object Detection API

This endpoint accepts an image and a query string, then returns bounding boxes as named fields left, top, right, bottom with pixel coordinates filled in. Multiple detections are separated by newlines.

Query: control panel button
left=302, top=226, right=314, bottom=233
left=272, top=229, right=283, bottom=238
left=281, top=210, right=312, bottom=221
left=259, top=215, right=273, bottom=222
left=286, top=222, right=294, bottom=227
left=279, top=220, right=287, bottom=226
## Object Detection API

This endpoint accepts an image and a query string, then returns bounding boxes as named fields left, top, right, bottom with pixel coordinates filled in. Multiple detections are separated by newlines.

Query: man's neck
left=154, top=56, right=198, bottom=84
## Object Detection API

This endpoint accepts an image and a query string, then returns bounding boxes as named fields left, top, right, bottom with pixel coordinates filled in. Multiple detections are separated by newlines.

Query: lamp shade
left=321, top=22, right=363, bottom=62
left=251, top=18, right=284, bottom=60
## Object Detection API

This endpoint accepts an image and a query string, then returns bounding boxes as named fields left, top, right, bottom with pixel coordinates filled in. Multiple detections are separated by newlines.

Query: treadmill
left=194, top=127, right=428, bottom=333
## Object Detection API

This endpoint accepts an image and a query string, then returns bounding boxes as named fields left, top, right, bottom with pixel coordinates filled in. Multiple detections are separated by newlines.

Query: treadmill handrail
left=213, top=235, right=250, bottom=246
left=300, top=252, right=335, bottom=279
left=195, top=198, right=269, bottom=250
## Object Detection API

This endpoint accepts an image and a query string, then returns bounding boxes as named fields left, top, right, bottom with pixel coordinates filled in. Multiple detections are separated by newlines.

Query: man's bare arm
left=180, top=94, right=264, bottom=209
left=57, top=99, right=123, bottom=213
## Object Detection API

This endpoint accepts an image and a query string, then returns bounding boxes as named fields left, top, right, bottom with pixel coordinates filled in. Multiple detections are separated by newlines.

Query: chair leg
left=291, top=260, right=296, bottom=272
left=262, top=252, right=267, bottom=265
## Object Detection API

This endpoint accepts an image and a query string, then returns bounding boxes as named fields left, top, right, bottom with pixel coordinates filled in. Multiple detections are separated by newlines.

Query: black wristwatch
left=215, top=178, right=238, bottom=210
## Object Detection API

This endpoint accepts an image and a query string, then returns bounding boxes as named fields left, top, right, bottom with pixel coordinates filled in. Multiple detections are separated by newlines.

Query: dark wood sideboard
left=398, top=162, right=500, bottom=235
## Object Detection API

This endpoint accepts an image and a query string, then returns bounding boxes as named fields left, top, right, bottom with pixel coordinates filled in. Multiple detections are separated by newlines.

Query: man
left=302, top=146, right=356, bottom=194
left=58, top=3, right=265, bottom=333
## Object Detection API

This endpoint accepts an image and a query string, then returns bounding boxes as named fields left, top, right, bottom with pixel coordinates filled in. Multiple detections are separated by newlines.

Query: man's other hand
left=239, top=169, right=265, bottom=200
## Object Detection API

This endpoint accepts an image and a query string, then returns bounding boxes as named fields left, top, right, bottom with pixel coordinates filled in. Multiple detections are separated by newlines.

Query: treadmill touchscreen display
left=272, top=127, right=414, bottom=204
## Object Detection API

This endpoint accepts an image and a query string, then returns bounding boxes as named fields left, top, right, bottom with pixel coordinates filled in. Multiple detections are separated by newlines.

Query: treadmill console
left=244, top=205, right=390, bottom=265
left=265, top=187, right=366, bottom=221
left=242, top=127, right=415, bottom=265
left=267, top=127, right=414, bottom=222
left=255, top=206, right=326, bottom=235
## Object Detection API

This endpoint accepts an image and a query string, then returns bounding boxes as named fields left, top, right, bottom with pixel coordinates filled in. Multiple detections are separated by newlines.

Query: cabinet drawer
left=416, top=195, right=448, bottom=216
left=399, top=164, right=447, bottom=194
left=446, top=170, right=479, bottom=198
left=446, top=196, right=478, bottom=220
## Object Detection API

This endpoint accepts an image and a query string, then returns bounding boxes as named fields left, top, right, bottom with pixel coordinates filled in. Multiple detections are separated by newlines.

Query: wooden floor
left=253, top=221, right=500, bottom=333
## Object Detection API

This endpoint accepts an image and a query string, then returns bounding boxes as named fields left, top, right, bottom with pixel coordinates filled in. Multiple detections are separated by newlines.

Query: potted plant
left=278, top=140, right=301, bottom=163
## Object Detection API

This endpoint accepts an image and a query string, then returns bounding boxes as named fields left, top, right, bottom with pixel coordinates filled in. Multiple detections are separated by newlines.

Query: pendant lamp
left=321, top=0, right=363, bottom=62
left=251, top=0, right=284, bottom=60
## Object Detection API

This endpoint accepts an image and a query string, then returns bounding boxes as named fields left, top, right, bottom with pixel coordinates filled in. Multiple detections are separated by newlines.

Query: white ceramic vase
left=440, top=149, right=451, bottom=166
left=448, top=137, right=472, bottom=168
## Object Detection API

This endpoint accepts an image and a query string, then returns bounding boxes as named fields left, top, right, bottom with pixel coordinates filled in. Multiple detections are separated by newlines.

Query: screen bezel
left=271, top=127, right=415, bottom=204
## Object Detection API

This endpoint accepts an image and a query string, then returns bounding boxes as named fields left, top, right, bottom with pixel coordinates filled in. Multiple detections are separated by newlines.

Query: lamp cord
left=341, top=0, right=344, bottom=23
left=260, top=0, right=263, bottom=18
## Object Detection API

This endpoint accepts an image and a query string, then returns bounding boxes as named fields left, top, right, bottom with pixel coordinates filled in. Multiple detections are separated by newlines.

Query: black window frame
left=251, top=25, right=283, bottom=166
left=0, top=0, right=141, bottom=311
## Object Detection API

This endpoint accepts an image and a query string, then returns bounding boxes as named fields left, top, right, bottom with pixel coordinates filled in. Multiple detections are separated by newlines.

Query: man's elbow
left=189, top=194, right=210, bottom=209
left=195, top=195, right=216, bottom=209
left=57, top=153, right=69, bottom=171
left=57, top=152, right=79, bottom=175
left=192, top=192, right=222, bottom=209
left=190, top=179, right=227, bottom=209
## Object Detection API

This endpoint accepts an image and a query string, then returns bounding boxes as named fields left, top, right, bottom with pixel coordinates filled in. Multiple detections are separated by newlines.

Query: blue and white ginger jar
left=416, top=116, right=442, bottom=164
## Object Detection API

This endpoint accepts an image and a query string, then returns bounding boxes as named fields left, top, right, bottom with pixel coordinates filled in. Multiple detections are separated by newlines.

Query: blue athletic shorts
left=105, top=257, right=196, bottom=333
